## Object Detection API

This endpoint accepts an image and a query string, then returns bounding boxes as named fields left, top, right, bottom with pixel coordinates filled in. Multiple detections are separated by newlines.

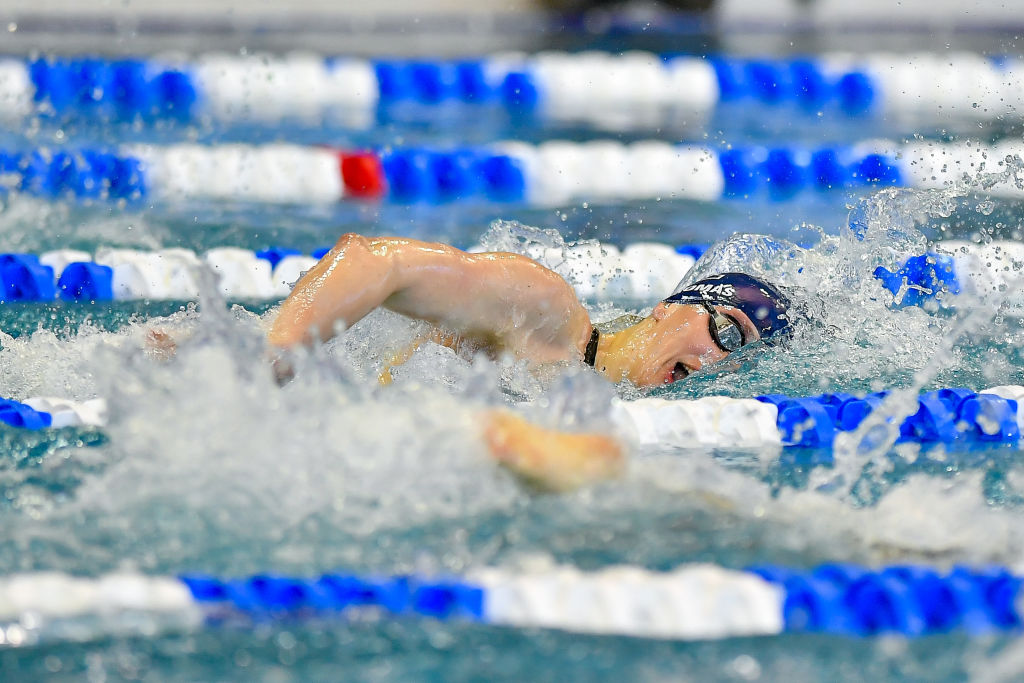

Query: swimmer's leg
left=483, top=411, right=624, bottom=492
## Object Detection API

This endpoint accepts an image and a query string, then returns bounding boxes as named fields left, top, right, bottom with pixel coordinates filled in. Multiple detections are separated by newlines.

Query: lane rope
left=1, top=52, right=1019, bottom=129
left=3, top=385, right=1023, bottom=453
left=0, top=138, right=1019, bottom=206
left=0, top=562, right=1017, bottom=645
left=0, top=238, right=1017, bottom=307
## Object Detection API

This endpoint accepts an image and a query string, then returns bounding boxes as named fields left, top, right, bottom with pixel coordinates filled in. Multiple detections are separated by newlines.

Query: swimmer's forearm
left=269, top=234, right=496, bottom=349
left=267, top=233, right=401, bottom=349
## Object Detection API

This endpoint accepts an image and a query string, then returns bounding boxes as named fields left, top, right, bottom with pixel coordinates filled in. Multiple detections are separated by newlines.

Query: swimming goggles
left=701, top=302, right=746, bottom=353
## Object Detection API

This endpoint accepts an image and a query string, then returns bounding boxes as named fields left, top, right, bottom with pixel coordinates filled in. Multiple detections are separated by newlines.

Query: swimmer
left=147, top=234, right=788, bottom=491
left=267, top=233, right=793, bottom=386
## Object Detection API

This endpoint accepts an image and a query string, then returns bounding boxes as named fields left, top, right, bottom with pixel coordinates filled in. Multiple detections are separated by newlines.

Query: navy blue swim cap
left=663, top=272, right=792, bottom=342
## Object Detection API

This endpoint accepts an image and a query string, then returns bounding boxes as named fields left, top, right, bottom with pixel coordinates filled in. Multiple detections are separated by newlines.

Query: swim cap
left=663, top=272, right=792, bottom=341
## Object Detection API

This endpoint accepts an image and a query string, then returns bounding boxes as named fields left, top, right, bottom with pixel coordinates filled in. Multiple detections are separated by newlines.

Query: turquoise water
left=0, top=628, right=1008, bottom=681
left=3, top=75, right=1024, bottom=680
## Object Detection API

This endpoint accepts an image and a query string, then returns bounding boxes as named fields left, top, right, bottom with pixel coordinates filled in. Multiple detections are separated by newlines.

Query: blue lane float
left=0, top=254, right=55, bottom=302
left=0, top=563, right=1018, bottom=642
left=0, top=399, right=52, bottom=429
left=874, top=252, right=961, bottom=307
left=755, top=388, right=1020, bottom=448
left=750, top=563, right=1022, bottom=636
left=180, top=572, right=485, bottom=620
left=26, top=58, right=197, bottom=121
left=0, top=149, right=146, bottom=202
left=56, top=262, right=114, bottom=301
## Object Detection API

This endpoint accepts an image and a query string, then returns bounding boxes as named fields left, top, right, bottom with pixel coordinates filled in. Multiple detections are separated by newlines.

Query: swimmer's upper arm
left=268, top=234, right=584, bottom=352
left=386, top=245, right=572, bottom=314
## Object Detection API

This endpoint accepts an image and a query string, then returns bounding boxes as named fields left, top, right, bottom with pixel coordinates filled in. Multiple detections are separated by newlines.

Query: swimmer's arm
left=483, top=411, right=624, bottom=492
left=268, top=234, right=587, bottom=353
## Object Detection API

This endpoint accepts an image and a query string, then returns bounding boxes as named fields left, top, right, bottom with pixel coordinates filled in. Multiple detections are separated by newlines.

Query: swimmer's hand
left=268, top=349, right=295, bottom=386
left=483, top=411, right=624, bottom=493
left=144, top=329, right=177, bottom=361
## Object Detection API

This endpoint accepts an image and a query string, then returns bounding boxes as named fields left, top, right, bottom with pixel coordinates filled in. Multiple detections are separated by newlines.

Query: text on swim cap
left=689, top=283, right=736, bottom=298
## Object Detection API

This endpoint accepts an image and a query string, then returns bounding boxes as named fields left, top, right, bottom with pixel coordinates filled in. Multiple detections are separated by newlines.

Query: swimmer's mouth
left=671, top=362, right=689, bottom=383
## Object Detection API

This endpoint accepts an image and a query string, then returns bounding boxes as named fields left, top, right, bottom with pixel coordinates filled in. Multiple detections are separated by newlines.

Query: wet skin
left=599, top=301, right=761, bottom=388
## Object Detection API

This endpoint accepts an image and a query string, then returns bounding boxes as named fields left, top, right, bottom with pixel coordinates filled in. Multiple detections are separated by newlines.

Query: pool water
left=3, top=66, right=1024, bottom=682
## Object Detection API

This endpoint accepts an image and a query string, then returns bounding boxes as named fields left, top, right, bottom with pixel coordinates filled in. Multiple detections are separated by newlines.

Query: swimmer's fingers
left=377, top=329, right=455, bottom=387
left=269, top=353, right=296, bottom=386
left=483, top=411, right=624, bottom=493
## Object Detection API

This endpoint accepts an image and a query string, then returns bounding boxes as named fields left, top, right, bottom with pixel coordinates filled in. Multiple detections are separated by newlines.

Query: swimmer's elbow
left=321, top=233, right=386, bottom=271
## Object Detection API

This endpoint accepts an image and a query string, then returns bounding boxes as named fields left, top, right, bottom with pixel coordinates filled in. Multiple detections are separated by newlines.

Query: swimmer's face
left=631, top=302, right=761, bottom=387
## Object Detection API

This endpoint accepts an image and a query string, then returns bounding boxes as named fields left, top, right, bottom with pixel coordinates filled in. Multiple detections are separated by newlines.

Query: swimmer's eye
left=703, top=303, right=746, bottom=354
left=671, top=362, right=689, bottom=382
left=722, top=312, right=748, bottom=347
